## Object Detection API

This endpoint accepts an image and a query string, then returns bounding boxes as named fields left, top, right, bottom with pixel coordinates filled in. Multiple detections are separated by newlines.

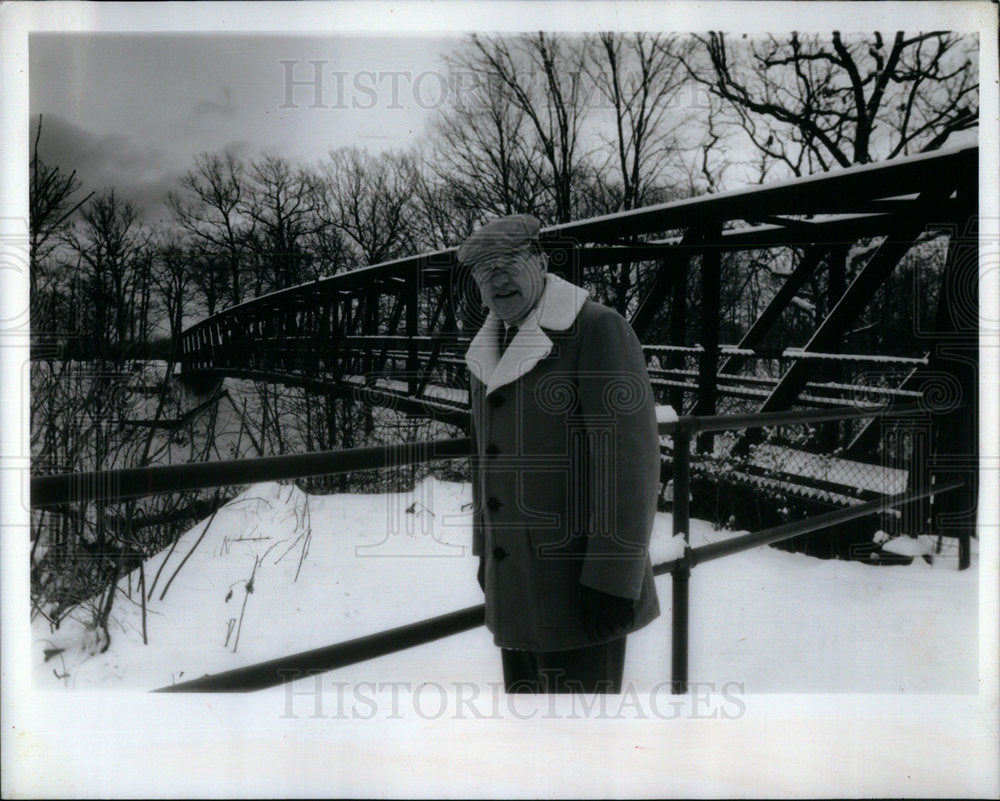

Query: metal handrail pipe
left=35, top=405, right=930, bottom=506
left=657, top=402, right=926, bottom=436
left=154, top=603, right=486, bottom=692
left=690, top=479, right=965, bottom=567
left=651, top=478, right=965, bottom=577
left=32, top=437, right=472, bottom=508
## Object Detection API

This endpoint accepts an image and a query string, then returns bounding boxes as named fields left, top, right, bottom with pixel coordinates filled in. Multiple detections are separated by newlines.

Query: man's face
left=472, top=250, right=547, bottom=325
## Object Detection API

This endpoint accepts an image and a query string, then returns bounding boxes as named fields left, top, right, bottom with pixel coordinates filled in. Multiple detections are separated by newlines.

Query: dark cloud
left=192, top=86, right=238, bottom=120
left=209, top=139, right=252, bottom=159
left=30, top=114, right=185, bottom=223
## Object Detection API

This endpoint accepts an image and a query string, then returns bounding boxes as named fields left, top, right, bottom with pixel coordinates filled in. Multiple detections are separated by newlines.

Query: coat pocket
left=517, top=469, right=569, bottom=535
left=535, top=558, right=584, bottom=627
left=518, top=468, right=588, bottom=563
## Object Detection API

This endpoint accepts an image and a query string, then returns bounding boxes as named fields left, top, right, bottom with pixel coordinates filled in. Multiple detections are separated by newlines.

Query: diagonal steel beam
left=842, top=362, right=927, bottom=457
left=718, top=245, right=828, bottom=377
left=629, top=228, right=704, bottom=340
left=415, top=287, right=451, bottom=398
left=730, top=185, right=954, bottom=456
left=406, top=271, right=420, bottom=396
left=375, top=291, right=405, bottom=375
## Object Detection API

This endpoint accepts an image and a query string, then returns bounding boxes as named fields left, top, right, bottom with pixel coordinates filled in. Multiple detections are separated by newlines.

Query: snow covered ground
left=33, top=477, right=978, bottom=695
left=15, top=371, right=994, bottom=797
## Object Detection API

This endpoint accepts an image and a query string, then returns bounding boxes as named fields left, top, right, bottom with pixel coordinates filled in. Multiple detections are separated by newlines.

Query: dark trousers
left=501, top=637, right=627, bottom=693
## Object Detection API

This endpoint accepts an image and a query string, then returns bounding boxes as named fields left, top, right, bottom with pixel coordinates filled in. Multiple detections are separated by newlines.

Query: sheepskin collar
left=465, top=273, right=589, bottom=395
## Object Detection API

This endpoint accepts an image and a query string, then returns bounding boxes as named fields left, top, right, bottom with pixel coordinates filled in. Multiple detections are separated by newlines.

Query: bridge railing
left=29, top=401, right=964, bottom=693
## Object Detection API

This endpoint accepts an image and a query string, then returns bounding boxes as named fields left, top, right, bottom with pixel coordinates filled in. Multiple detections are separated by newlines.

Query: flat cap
left=456, top=214, right=541, bottom=267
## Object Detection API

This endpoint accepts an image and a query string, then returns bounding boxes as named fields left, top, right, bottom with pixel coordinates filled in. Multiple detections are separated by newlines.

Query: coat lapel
left=465, top=274, right=589, bottom=395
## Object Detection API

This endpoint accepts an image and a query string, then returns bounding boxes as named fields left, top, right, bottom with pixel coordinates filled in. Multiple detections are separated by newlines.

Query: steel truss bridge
left=178, top=144, right=979, bottom=545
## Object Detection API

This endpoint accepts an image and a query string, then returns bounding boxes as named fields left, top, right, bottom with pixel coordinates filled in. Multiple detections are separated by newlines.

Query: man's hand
left=477, top=555, right=485, bottom=592
left=580, top=585, right=634, bottom=640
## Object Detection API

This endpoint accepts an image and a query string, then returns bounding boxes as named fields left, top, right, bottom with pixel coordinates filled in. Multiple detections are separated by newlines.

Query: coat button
left=485, top=443, right=500, bottom=457
left=492, top=546, right=507, bottom=561
left=488, top=393, right=505, bottom=408
left=486, top=497, right=502, bottom=512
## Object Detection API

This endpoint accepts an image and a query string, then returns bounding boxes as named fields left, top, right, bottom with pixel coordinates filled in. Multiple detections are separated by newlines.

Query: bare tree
left=185, top=243, right=230, bottom=318
left=68, top=190, right=152, bottom=358
left=169, top=151, right=253, bottom=307
left=585, top=32, right=695, bottom=210
left=300, top=217, right=353, bottom=280
left=573, top=32, right=698, bottom=314
left=150, top=236, right=194, bottom=345
left=318, top=148, right=417, bottom=265
left=687, top=31, right=978, bottom=177
left=242, top=155, right=322, bottom=290
left=30, top=115, right=94, bottom=346
left=451, top=33, right=593, bottom=223
left=423, top=73, right=548, bottom=224
left=405, top=158, right=481, bottom=252
left=30, top=115, right=94, bottom=271
left=675, top=31, right=978, bottom=366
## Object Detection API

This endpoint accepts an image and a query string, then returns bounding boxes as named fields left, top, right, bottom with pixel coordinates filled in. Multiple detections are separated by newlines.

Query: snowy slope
left=32, top=478, right=978, bottom=694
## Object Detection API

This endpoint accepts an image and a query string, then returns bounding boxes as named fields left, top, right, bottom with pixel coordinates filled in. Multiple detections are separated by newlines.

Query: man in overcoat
left=459, top=214, right=661, bottom=693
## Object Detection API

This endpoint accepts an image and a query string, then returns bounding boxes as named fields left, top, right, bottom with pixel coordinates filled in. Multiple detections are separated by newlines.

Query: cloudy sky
left=25, top=2, right=989, bottom=227
left=30, top=33, right=465, bottom=221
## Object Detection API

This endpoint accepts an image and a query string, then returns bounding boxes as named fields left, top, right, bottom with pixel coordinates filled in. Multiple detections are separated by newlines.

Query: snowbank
left=655, top=404, right=678, bottom=424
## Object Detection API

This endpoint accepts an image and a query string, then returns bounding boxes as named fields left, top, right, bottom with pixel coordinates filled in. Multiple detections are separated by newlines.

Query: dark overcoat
left=467, top=274, right=661, bottom=652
